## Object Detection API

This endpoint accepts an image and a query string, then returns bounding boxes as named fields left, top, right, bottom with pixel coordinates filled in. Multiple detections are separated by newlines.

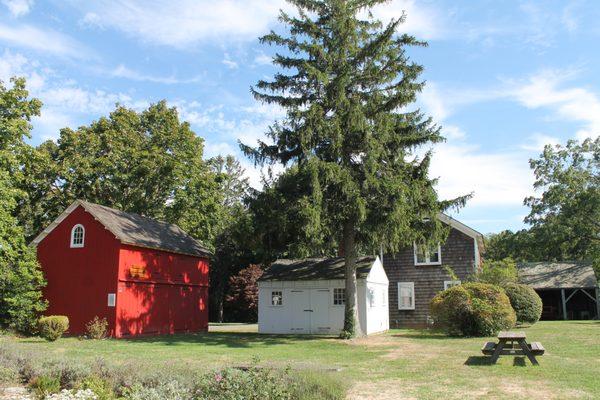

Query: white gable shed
left=258, top=256, right=389, bottom=335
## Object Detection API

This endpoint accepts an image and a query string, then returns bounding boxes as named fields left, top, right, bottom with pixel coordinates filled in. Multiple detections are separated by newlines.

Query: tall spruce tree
left=243, top=0, right=468, bottom=336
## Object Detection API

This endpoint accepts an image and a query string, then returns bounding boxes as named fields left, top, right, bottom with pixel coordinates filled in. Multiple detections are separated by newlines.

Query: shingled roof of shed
left=259, top=256, right=376, bottom=281
left=518, top=262, right=598, bottom=289
left=32, top=200, right=211, bottom=258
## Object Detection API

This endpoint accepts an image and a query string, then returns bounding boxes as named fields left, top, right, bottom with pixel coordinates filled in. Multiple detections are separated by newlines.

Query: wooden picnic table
left=481, top=331, right=544, bottom=365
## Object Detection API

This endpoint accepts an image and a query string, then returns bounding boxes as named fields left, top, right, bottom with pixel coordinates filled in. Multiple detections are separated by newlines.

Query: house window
left=398, top=282, right=415, bottom=310
left=414, top=242, right=441, bottom=265
left=333, top=288, right=345, bottom=306
left=444, top=280, right=461, bottom=290
left=381, top=290, right=387, bottom=307
left=271, top=291, right=283, bottom=306
left=70, top=224, right=85, bottom=248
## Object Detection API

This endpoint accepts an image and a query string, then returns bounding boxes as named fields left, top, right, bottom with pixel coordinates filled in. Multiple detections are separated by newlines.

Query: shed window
left=381, top=290, right=387, bottom=307
left=414, top=242, right=441, bottom=265
left=444, top=280, right=461, bottom=290
left=70, top=224, right=85, bottom=248
left=333, top=288, right=345, bottom=305
left=398, top=282, right=415, bottom=310
left=107, top=293, right=116, bottom=307
left=368, top=288, right=376, bottom=307
left=271, top=291, right=283, bottom=306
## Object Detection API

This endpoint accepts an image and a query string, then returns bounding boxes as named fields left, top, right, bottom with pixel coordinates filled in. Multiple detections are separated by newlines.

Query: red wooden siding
left=36, top=204, right=210, bottom=338
left=36, top=206, right=120, bottom=335
left=115, top=244, right=209, bottom=337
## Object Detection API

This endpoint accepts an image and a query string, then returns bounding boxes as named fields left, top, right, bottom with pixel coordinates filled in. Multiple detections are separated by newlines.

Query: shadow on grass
left=464, top=356, right=493, bottom=366
left=513, top=357, right=527, bottom=367
left=120, top=332, right=334, bottom=348
left=391, top=331, right=465, bottom=340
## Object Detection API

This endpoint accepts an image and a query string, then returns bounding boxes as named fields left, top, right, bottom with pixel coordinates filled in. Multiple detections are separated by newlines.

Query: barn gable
left=32, top=200, right=211, bottom=257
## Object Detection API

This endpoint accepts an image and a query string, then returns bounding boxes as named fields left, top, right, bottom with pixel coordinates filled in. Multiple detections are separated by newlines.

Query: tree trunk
left=216, top=292, right=224, bottom=323
left=342, top=220, right=361, bottom=337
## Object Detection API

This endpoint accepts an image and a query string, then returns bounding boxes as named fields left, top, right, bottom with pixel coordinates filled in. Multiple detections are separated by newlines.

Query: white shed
left=258, top=256, right=389, bottom=335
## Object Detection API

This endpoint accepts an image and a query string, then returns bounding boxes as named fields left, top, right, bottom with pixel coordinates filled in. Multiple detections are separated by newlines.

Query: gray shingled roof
left=80, top=201, right=211, bottom=257
left=518, top=262, right=598, bottom=289
left=259, top=256, right=376, bottom=281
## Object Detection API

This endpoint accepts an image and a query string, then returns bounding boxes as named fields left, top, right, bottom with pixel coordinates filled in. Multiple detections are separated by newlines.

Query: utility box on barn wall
left=32, top=200, right=211, bottom=338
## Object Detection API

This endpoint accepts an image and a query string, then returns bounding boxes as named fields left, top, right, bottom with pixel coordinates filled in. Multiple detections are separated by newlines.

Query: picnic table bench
left=481, top=331, right=544, bottom=365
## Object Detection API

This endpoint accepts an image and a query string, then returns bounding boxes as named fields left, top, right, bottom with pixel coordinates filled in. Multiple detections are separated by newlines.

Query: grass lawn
left=1, top=321, right=598, bottom=399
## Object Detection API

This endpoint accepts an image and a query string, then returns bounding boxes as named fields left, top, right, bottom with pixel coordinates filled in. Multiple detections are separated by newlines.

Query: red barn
left=32, top=200, right=210, bottom=338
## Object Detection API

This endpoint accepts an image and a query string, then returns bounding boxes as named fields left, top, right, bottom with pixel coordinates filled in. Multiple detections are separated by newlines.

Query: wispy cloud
left=222, top=53, right=239, bottom=69
left=109, top=64, right=204, bottom=84
left=73, top=0, right=289, bottom=48
left=369, top=0, right=448, bottom=40
left=1, top=0, right=34, bottom=17
left=0, top=23, right=90, bottom=58
left=506, top=68, right=600, bottom=141
left=0, top=50, right=145, bottom=141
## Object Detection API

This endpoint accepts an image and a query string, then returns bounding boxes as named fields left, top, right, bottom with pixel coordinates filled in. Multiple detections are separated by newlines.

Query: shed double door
left=290, top=289, right=331, bottom=334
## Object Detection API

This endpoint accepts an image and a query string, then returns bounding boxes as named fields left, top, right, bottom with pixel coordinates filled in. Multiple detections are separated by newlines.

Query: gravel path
left=0, top=387, right=32, bottom=400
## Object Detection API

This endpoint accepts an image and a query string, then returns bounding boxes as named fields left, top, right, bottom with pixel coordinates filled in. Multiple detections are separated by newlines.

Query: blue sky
left=1, top=0, right=599, bottom=234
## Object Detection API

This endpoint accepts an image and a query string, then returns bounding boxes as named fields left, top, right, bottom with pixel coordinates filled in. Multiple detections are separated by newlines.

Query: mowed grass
left=1, top=321, right=598, bottom=399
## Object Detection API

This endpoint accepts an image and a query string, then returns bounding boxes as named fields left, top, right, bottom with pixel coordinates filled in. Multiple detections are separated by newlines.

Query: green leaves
left=0, top=78, right=46, bottom=332
left=244, top=0, right=462, bottom=256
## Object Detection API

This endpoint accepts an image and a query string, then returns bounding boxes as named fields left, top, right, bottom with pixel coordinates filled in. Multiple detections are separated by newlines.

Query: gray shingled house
left=383, top=214, right=484, bottom=328
left=518, top=262, right=599, bottom=320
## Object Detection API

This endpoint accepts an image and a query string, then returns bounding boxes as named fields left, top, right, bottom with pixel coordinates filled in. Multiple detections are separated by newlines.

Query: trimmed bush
left=504, top=283, right=542, bottom=325
left=430, top=282, right=516, bottom=336
left=85, top=316, right=109, bottom=340
left=38, top=316, right=69, bottom=341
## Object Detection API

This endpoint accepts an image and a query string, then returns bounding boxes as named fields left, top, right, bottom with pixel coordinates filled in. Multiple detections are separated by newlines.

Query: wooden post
left=561, top=289, right=567, bottom=320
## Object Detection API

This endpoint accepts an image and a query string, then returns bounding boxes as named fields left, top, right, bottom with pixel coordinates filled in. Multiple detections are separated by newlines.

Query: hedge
left=504, top=283, right=543, bottom=325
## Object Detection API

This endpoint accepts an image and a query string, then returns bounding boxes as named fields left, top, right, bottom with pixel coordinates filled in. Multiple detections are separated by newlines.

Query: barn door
left=310, top=289, right=331, bottom=334
left=290, top=290, right=310, bottom=333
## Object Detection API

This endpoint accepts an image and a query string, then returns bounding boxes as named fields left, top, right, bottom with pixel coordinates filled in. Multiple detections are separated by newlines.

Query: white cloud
left=430, top=143, right=534, bottom=207
left=74, top=0, right=290, bottom=48
left=254, top=52, right=272, bottom=66
left=222, top=53, right=239, bottom=69
left=1, top=0, right=33, bottom=17
left=0, top=23, right=89, bottom=58
left=519, top=133, right=560, bottom=152
left=369, top=0, right=446, bottom=40
left=109, top=64, right=204, bottom=84
left=507, top=69, right=600, bottom=141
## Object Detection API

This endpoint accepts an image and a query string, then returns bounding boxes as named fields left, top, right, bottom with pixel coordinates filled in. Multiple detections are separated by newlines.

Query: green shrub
left=504, top=283, right=542, bottom=325
left=123, top=380, right=191, bottom=400
left=29, top=374, right=61, bottom=398
left=194, top=365, right=296, bottom=400
left=85, top=316, right=109, bottom=340
left=474, top=258, right=518, bottom=286
left=38, top=316, right=69, bottom=341
left=78, top=375, right=116, bottom=400
left=430, top=282, right=516, bottom=336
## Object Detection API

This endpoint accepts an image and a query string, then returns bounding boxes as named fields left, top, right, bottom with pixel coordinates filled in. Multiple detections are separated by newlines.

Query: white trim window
left=70, top=224, right=85, bottom=248
left=271, top=291, right=283, bottom=306
left=444, top=280, right=461, bottom=290
left=333, top=288, right=345, bottom=306
left=381, top=290, right=387, bottom=307
left=414, top=242, right=441, bottom=265
left=107, top=293, right=116, bottom=307
left=398, top=282, right=415, bottom=310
